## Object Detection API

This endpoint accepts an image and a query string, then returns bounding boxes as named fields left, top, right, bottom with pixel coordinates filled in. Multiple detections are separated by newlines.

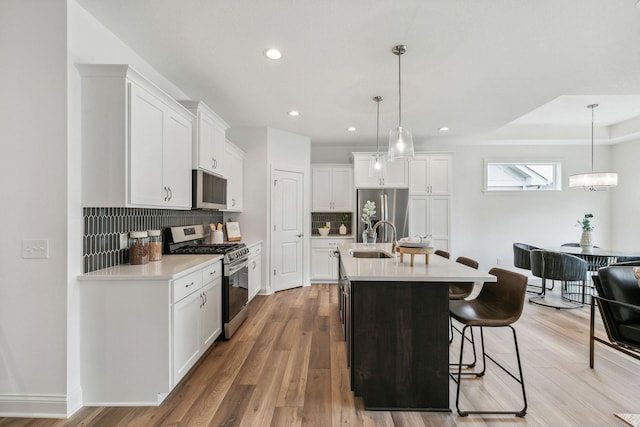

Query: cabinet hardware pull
left=186, top=281, right=195, bottom=288
left=168, top=187, right=172, bottom=201
left=203, top=291, right=207, bottom=305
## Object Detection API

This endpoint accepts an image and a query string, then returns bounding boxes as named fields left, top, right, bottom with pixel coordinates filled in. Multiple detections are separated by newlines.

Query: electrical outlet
left=496, top=257, right=503, bottom=265
left=22, top=239, right=49, bottom=259
left=120, top=233, right=129, bottom=250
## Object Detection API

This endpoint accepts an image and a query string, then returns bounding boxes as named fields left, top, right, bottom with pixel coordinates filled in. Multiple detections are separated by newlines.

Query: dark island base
left=351, top=280, right=450, bottom=411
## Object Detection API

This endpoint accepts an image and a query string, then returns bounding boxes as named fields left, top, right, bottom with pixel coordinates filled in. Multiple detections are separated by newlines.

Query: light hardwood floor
left=2, top=283, right=639, bottom=427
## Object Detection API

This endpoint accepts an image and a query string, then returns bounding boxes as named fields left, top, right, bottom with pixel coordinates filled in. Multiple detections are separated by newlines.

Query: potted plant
left=361, top=200, right=377, bottom=244
left=576, top=213, right=594, bottom=251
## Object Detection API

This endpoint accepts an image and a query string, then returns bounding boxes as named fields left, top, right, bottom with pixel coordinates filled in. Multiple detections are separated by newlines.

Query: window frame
left=483, top=159, right=563, bottom=193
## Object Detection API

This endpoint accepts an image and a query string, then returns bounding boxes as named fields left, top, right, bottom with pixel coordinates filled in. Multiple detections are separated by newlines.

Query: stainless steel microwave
left=192, top=170, right=227, bottom=210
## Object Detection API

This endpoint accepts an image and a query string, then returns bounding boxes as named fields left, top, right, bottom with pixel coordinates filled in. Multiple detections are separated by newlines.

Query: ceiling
left=76, top=0, right=640, bottom=148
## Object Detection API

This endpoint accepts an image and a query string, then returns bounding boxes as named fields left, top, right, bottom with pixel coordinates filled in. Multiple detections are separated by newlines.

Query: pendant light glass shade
left=388, top=45, right=415, bottom=161
left=388, top=126, right=414, bottom=160
left=369, top=152, right=387, bottom=177
left=369, top=96, right=387, bottom=177
left=569, top=104, right=618, bottom=191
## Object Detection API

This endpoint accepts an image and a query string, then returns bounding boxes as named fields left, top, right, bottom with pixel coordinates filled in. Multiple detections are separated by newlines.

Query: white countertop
left=79, top=254, right=223, bottom=281
left=338, top=243, right=497, bottom=283
left=311, top=235, right=354, bottom=239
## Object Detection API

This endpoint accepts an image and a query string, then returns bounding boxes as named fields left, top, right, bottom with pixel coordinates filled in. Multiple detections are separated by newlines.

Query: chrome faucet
left=372, top=220, right=398, bottom=254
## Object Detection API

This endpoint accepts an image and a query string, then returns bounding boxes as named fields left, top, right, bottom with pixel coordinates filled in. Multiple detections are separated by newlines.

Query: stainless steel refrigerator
left=356, top=188, right=409, bottom=243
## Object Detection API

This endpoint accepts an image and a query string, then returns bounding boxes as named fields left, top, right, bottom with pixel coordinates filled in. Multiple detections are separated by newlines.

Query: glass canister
left=148, top=229, right=163, bottom=261
left=129, top=231, right=149, bottom=265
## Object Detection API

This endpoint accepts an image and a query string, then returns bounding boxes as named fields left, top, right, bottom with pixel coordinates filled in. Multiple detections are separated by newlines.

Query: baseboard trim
left=0, top=393, right=68, bottom=419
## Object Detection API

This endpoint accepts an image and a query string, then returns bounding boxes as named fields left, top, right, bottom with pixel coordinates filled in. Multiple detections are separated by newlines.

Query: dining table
left=544, top=246, right=640, bottom=303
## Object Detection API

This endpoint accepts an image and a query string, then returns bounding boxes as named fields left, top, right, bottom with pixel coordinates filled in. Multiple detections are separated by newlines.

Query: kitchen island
left=337, top=243, right=496, bottom=411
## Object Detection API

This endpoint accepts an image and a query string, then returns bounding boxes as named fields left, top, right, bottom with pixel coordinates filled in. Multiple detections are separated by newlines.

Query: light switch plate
left=22, top=239, right=49, bottom=259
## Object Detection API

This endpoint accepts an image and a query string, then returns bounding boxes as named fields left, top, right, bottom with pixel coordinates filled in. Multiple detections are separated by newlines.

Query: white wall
left=0, top=0, right=69, bottom=417
left=228, top=127, right=311, bottom=292
left=0, top=0, right=197, bottom=418
left=611, top=139, right=640, bottom=251
left=311, top=142, right=619, bottom=271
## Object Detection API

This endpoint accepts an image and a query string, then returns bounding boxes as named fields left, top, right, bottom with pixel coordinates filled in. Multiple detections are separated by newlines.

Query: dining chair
left=449, top=267, right=528, bottom=417
left=529, top=250, right=587, bottom=309
left=513, top=242, right=548, bottom=294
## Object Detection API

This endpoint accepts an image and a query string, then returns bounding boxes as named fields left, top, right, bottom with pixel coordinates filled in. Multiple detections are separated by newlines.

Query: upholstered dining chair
left=449, top=267, right=528, bottom=417
left=513, top=243, right=546, bottom=294
left=529, top=250, right=588, bottom=309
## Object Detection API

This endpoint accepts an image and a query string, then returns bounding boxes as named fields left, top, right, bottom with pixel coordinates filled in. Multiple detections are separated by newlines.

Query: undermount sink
left=349, top=249, right=393, bottom=259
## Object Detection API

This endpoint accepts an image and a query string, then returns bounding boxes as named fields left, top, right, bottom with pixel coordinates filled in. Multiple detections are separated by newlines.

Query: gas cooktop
left=164, top=225, right=249, bottom=264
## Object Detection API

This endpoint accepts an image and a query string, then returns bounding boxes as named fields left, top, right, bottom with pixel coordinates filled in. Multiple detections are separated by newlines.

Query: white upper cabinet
left=78, top=64, right=194, bottom=209
left=352, top=153, right=408, bottom=188
left=312, top=165, right=353, bottom=212
left=178, top=100, right=228, bottom=177
left=224, top=141, right=244, bottom=212
left=409, top=154, right=452, bottom=195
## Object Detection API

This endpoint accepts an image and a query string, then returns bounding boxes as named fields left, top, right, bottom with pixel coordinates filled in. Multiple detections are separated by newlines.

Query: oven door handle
left=227, top=259, right=249, bottom=276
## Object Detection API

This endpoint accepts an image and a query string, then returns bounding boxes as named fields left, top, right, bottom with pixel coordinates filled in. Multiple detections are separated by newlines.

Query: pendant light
left=388, top=44, right=415, bottom=161
left=569, top=104, right=618, bottom=191
left=368, top=96, right=387, bottom=177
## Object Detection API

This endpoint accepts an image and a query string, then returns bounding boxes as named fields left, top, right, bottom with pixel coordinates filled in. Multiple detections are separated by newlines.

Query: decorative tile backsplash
left=311, top=212, right=353, bottom=236
left=83, top=207, right=223, bottom=273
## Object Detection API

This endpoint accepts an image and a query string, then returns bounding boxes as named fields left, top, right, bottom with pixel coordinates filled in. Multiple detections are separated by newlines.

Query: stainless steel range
left=165, top=224, right=250, bottom=340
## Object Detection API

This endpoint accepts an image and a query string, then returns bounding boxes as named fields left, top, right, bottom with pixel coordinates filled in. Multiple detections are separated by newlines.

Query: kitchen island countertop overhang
left=337, top=243, right=497, bottom=283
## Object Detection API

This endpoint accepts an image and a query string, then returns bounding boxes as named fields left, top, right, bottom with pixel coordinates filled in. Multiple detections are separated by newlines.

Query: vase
left=580, top=230, right=594, bottom=251
left=362, top=224, right=377, bottom=245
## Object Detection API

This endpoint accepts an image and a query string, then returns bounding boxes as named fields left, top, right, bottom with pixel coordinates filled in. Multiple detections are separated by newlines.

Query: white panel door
left=271, top=169, right=304, bottom=292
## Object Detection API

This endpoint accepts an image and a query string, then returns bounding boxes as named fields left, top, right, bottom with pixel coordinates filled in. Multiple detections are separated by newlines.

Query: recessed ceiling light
left=346, top=126, right=357, bottom=132
left=288, top=110, right=299, bottom=117
left=264, top=48, right=282, bottom=60
left=439, top=127, right=449, bottom=132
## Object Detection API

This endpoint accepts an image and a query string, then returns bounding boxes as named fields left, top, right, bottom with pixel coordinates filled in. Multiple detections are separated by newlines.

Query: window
left=484, top=160, right=562, bottom=192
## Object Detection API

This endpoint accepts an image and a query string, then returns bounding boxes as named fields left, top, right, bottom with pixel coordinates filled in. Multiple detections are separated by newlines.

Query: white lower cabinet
left=173, top=262, right=222, bottom=384
left=247, top=242, right=262, bottom=302
left=80, top=258, right=222, bottom=406
left=311, top=237, right=353, bottom=282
